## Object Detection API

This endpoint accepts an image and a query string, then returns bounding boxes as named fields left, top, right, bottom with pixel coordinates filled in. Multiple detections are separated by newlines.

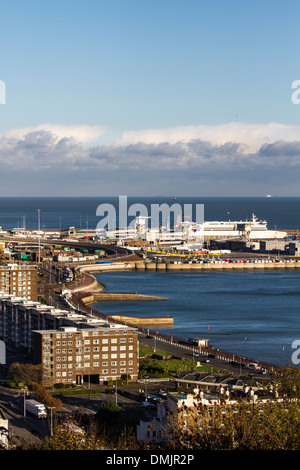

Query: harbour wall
left=132, top=260, right=300, bottom=271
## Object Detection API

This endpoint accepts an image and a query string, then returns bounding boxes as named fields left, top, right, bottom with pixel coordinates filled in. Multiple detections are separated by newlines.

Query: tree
left=8, top=362, right=42, bottom=385
left=29, top=382, right=62, bottom=409
left=0, top=249, right=9, bottom=265
left=157, top=367, right=300, bottom=450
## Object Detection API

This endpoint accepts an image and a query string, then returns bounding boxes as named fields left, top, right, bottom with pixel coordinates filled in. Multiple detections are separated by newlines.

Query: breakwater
left=133, top=260, right=300, bottom=271
left=81, top=292, right=168, bottom=304
left=107, top=314, right=173, bottom=326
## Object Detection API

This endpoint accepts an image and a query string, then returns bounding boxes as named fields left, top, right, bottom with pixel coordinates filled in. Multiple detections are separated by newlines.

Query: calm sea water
left=0, top=197, right=299, bottom=366
left=0, top=196, right=300, bottom=230
left=93, top=270, right=300, bottom=367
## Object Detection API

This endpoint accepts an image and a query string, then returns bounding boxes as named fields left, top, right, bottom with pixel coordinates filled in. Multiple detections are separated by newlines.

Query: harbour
left=1, top=196, right=300, bottom=368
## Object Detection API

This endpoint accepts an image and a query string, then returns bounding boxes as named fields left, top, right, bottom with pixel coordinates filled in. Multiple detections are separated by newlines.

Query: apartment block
left=33, top=325, right=139, bottom=386
left=0, top=292, right=139, bottom=386
left=0, top=264, right=38, bottom=301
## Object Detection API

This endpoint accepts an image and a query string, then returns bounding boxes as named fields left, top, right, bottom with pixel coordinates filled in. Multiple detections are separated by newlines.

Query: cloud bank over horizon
left=0, top=122, right=300, bottom=196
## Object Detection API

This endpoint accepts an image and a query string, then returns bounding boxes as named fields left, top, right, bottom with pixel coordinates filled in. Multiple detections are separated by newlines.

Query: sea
left=0, top=196, right=300, bottom=367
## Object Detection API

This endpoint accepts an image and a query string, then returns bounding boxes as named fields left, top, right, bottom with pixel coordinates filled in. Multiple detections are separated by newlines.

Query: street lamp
left=37, top=209, right=41, bottom=264
left=48, top=407, right=55, bottom=436
left=21, top=387, right=28, bottom=418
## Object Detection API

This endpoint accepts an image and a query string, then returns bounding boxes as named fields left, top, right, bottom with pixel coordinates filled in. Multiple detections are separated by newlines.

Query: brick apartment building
left=33, top=325, right=139, bottom=386
left=0, top=265, right=38, bottom=301
left=0, top=293, right=139, bottom=386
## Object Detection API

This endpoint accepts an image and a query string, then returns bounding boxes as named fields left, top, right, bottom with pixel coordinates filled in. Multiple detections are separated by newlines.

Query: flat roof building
left=0, top=292, right=139, bottom=386
left=0, top=264, right=38, bottom=301
left=33, top=325, right=139, bottom=387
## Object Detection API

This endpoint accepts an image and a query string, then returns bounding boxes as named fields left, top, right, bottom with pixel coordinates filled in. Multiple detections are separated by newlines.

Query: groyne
left=107, top=314, right=173, bottom=326
left=81, top=292, right=168, bottom=304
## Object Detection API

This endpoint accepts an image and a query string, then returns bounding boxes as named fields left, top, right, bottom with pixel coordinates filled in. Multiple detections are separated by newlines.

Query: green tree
left=8, top=362, right=42, bottom=385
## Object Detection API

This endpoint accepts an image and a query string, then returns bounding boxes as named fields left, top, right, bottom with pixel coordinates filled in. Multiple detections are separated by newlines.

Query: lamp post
left=21, top=387, right=28, bottom=418
left=48, top=407, right=55, bottom=436
left=37, top=209, right=41, bottom=264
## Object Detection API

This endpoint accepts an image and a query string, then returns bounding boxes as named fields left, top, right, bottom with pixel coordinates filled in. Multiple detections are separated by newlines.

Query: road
left=0, top=385, right=47, bottom=445
left=138, top=333, right=266, bottom=377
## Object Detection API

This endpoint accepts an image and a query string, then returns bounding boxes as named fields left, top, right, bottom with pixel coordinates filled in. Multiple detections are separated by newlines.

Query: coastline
left=67, top=261, right=284, bottom=370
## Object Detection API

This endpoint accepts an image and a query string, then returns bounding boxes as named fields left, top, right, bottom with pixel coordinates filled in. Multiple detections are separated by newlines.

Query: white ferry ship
left=202, top=214, right=286, bottom=240
left=96, top=214, right=286, bottom=243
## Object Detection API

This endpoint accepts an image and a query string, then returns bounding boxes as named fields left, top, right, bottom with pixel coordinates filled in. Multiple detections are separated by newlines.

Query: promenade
left=68, top=262, right=278, bottom=373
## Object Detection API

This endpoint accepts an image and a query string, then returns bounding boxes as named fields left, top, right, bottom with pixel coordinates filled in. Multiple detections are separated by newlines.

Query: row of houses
left=137, top=371, right=271, bottom=443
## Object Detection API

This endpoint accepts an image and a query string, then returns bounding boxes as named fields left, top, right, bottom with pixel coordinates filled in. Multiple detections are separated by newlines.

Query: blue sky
left=0, top=0, right=299, bottom=196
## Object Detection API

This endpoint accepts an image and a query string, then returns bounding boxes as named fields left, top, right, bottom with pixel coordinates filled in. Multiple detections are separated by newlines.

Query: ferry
left=203, top=214, right=286, bottom=240
left=96, top=214, right=286, bottom=242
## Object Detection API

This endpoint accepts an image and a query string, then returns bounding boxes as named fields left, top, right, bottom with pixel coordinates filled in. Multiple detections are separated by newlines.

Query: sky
left=0, top=0, right=300, bottom=196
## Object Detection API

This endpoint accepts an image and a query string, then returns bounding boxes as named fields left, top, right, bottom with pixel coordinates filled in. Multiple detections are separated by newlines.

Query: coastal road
left=138, top=334, right=262, bottom=376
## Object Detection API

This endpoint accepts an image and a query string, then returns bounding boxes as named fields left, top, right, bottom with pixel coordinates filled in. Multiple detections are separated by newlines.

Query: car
left=142, top=401, right=155, bottom=408
left=202, top=358, right=210, bottom=363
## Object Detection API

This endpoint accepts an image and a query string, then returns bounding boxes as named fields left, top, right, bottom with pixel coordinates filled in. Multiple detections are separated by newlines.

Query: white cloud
left=0, top=121, right=300, bottom=196
left=0, top=123, right=108, bottom=145
left=117, top=122, right=300, bottom=153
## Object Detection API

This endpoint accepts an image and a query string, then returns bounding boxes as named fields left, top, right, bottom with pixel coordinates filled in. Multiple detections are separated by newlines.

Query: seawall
left=132, top=260, right=300, bottom=271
